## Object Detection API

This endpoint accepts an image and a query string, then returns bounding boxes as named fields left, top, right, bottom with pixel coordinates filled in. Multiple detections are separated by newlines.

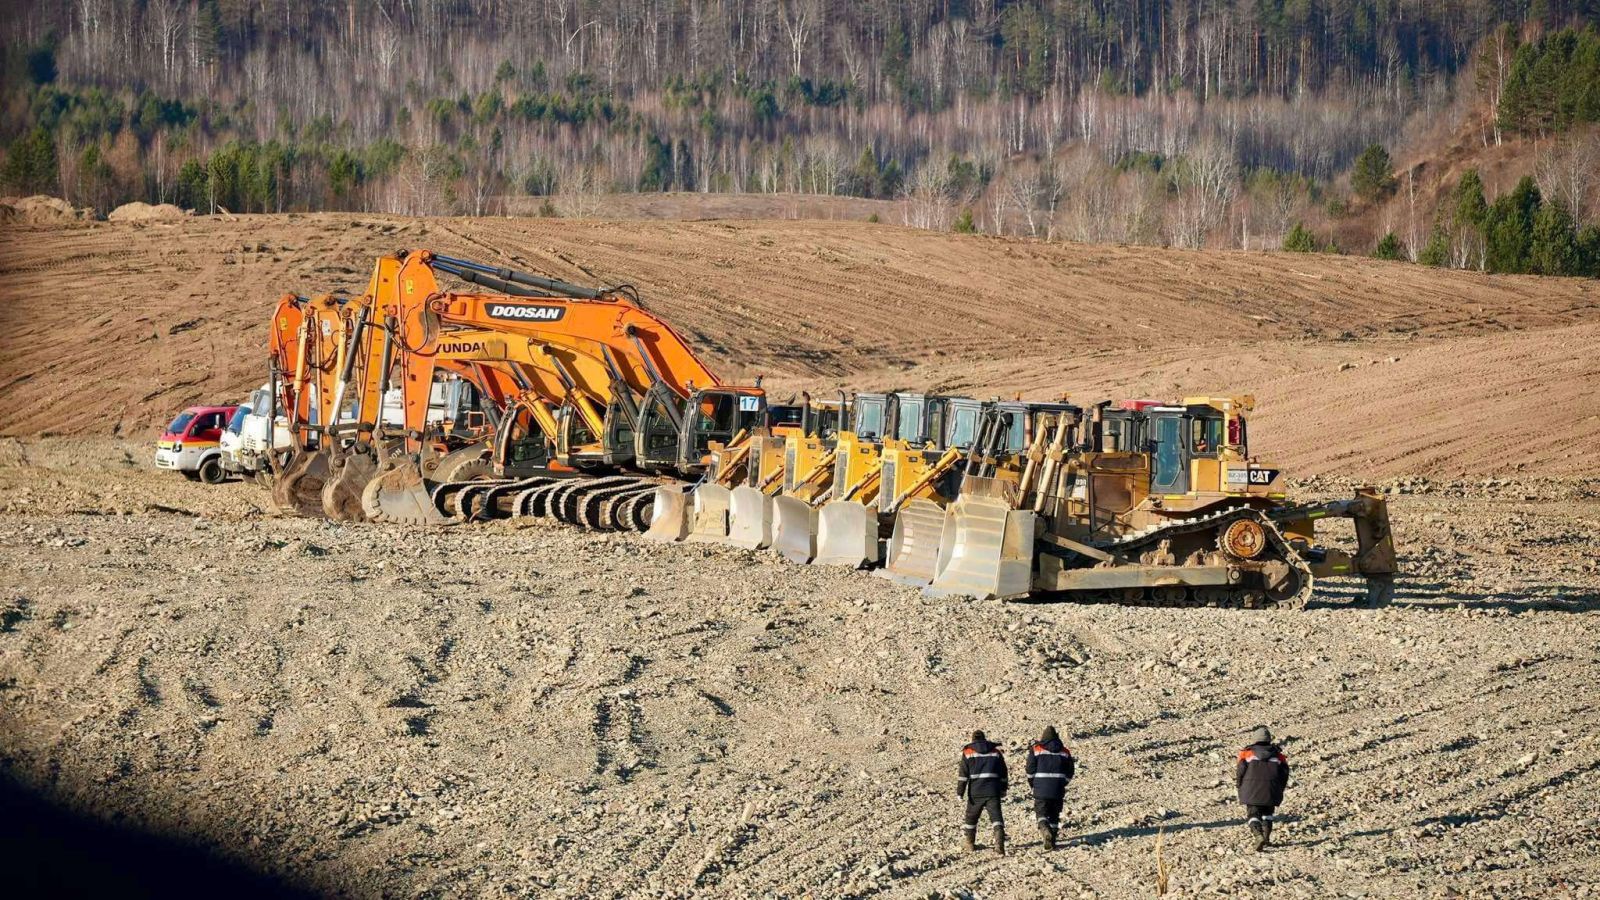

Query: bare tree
left=777, top=0, right=817, bottom=76
left=1534, top=133, right=1599, bottom=228
left=903, top=162, right=951, bottom=231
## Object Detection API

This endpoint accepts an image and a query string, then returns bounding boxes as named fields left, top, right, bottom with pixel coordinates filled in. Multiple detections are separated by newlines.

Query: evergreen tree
left=2, top=126, right=58, bottom=194
left=1484, top=177, right=1541, bottom=273
left=1578, top=226, right=1600, bottom=278
left=1454, top=169, right=1488, bottom=230
left=952, top=208, right=976, bottom=233
left=1529, top=201, right=1579, bottom=276
left=1282, top=222, right=1318, bottom=252
left=1351, top=144, right=1395, bottom=203
left=1418, top=229, right=1452, bottom=267
left=1372, top=231, right=1404, bottom=260
left=638, top=134, right=672, bottom=190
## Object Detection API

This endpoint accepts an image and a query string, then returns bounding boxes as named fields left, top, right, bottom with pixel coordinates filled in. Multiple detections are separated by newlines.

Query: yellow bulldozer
left=920, top=397, right=1397, bottom=608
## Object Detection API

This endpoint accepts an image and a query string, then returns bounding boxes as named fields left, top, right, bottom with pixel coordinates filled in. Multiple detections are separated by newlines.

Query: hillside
left=0, top=214, right=1594, bottom=478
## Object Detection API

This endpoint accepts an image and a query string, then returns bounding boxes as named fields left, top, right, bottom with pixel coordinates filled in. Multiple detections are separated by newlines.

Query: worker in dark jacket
left=957, top=730, right=1008, bottom=854
left=1235, top=726, right=1290, bottom=851
left=1025, top=725, right=1075, bottom=849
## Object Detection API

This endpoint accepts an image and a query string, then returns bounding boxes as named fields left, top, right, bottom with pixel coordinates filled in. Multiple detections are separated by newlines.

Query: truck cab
left=235, top=383, right=292, bottom=477
left=155, top=405, right=238, bottom=483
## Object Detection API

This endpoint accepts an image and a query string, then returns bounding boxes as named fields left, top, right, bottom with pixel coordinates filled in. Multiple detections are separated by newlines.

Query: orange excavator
left=358, top=252, right=778, bottom=529
left=269, top=293, right=347, bottom=516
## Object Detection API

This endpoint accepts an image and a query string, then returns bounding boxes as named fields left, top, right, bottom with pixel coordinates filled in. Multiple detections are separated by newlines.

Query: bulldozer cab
left=1139, top=403, right=1222, bottom=493
left=850, top=393, right=889, bottom=440
left=942, top=399, right=986, bottom=451
left=801, top=398, right=843, bottom=439
left=766, top=404, right=803, bottom=430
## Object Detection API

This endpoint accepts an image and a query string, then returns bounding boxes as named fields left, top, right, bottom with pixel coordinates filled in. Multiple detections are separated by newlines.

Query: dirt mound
left=106, top=201, right=189, bottom=223
left=0, top=212, right=1595, bottom=479
left=0, top=195, right=89, bottom=225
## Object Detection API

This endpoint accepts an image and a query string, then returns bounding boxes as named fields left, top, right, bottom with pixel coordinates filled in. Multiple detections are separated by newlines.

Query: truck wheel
left=197, top=456, right=226, bottom=485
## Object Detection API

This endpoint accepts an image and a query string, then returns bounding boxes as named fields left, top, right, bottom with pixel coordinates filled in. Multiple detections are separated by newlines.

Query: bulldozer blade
left=925, top=494, right=1038, bottom=601
left=271, top=449, right=332, bottom=517
left=813, top=501, right=880, bottom=568
left=770, top=495, right=819, bottom=564
left=725, top=486, right=775, bottom=550
left=644, top=484, right=692, bottom=542
left=685, top=484, right=733, bottom=542
left=876, top=498, right=947, bottom=586
left=360, top=460, right=454, bottom=526
left=321, top=451, right=377, bottom=522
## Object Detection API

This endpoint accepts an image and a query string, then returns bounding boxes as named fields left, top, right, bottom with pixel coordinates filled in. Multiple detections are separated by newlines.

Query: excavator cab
left=677, top=387, right=766, bottom=472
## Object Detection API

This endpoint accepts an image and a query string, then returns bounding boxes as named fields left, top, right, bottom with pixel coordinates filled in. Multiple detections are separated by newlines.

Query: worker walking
left=1235, top=726, right=1290, bottom=851
left=957, top=730, right=1008, bottom=854
left=1025, top=726, right=1075, bottom=849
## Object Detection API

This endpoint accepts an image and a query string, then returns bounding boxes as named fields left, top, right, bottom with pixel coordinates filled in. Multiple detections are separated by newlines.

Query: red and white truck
left=154, top=405, right=238, bottom=484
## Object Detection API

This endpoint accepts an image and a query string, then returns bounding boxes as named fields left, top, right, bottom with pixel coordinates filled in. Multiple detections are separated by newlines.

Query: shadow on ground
left=0, top=774, right=318, bottom=899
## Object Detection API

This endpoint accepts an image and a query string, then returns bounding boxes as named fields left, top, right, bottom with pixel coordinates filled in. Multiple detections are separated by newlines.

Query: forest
left=2, top=0, right=1597, bottom=274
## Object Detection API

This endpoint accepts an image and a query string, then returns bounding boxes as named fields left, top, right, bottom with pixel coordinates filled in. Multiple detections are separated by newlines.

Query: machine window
left=1191, top=416, right=1223, bottom=454
left=948, top=408, right=978, bottom=448
left=855, top=401, right=884, bottom=439
left=1154, top=416, right=1183, bottom=487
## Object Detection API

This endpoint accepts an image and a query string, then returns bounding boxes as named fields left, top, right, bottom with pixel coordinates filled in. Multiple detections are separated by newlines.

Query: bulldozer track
left=1072, top=505, right=1317, bottom=610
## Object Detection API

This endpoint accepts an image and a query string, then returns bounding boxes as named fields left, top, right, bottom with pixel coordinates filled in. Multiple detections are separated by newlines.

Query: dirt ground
left=1, top=213, right=1598, bottom=896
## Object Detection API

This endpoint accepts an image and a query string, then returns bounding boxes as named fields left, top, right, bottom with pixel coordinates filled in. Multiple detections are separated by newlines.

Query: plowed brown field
left=1, top=213, right=1594, bottom=476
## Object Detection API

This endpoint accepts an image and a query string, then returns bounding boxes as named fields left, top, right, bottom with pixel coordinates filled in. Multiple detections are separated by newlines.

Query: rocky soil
left=3, top=440, right=1598, bottom=898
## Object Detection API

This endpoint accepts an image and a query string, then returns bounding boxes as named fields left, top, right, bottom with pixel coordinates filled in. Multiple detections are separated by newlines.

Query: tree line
left=1, top=2, right=1596, bottom=271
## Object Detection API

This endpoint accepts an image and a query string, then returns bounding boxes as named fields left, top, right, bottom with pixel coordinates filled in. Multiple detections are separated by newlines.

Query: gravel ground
left=3, top=439, right=1599, bottom=898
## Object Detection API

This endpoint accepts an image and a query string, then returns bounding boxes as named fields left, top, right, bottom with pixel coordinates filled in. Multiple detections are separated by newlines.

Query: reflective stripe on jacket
left=957, top=740, right=1009, bottom=799
left=1025, top=738, right=1076, bottom=799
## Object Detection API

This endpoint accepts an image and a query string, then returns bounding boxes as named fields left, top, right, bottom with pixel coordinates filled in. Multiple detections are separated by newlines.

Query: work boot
left=1038, top=824, right=1056, bottom=850
left=994, top=827, right=1006, bottom=856
left=1248, top=819, right=1265, bottom=851
left=1262, top=820, right=1274, bottom=848
left=963, top=831, right=976, bottom=853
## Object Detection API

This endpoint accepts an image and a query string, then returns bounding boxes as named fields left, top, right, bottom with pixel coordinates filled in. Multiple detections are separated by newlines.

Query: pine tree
left=1, top=126, right=58, bottom=194
left=1454, top=170, right=1488, bottom=229
left=1418, top=229, right=1451, bottom=267
left=1282, top=222, right=1318, bottom=252
left=1372, top=231, right=1404, bottom=260
left=1529, top=201, right=1579, bottom=276
left=1578, top=226, right=1600, bottom=278
left=952, top=208, right=976, bottom=234
left=1484, top=177, right=1542, bottom=273
left=1351, top=144, right=1396, bottom=203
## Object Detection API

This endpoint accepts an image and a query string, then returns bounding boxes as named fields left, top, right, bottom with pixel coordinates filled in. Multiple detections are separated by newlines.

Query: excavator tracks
left=509, top=475, right=661, bottom=531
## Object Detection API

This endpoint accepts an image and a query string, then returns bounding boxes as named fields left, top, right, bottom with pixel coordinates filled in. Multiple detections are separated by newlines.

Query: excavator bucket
left=876, top=498, right=947, bottom=586
left=321, top=450, right=377, bottom=522
left=271, top=449, right=332, bottom=517
left=361, top=459, right=453, bottom=526
left=685, top=484, right=733, bottom=542
left=770, top=495, right=819, bottom=563
left=644, top=484, right=692, bottom=542
left=725, top=486, right=775, bottom=550
left=813, top=501, right=880, bottom=568
left=925, top=493, right=1038, bottom=601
